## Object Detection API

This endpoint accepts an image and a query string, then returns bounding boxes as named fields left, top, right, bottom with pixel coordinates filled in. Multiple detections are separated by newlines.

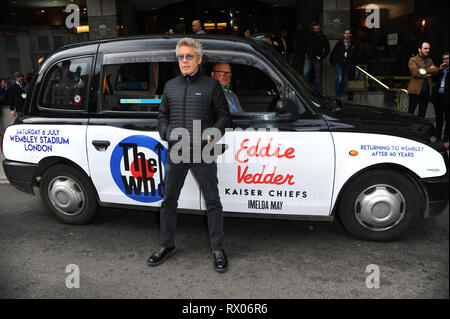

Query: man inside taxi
left=148, top=38, right=232, bottom=273
left=211, top=62, right=243, bottom=113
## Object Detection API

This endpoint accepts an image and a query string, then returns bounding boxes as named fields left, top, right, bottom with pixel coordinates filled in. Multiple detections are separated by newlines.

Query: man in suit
left=211, top=62, right=243, bottom=113
left=9, top=72, right=26, bottom=117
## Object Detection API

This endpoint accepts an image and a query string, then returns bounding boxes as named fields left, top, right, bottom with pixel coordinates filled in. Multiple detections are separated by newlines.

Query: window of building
left=37, top=36, right=50, bottom=51
left=5, top=36, right=17, bottom=50
left=53, top=36, right=64, bottom=49
left=8, top=58, right=20, bottom=76
left=39, top=56, right=92, bottom=110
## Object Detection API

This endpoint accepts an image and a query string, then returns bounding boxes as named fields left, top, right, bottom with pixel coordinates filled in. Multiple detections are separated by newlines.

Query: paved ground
left=0, top=184, right=448, bottom=299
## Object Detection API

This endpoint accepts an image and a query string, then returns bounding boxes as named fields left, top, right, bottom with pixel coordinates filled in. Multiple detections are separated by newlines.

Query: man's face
left=16, top=76, right=23, bottom=83
left=343, top=30, right=352, bottom=41
left=192, top=20, right=200, bottom=32
left=443, top=54, right=449, bottom=66
left=178, top=45, right=202, bottom=76
left=244, top=30, right=251, bottom=37
left=313, top=25, right=321, bottom=33
left=419, top=43, right=430, bottom=57
left=211, top=63, right=232, bottom=86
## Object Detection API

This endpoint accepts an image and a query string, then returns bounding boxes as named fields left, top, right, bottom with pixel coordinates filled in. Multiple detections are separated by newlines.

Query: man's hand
left=439, top=62, right=448, bottom=70
left=316, top=56, right=321, bottom=60
left=11, top=110, right=15, bottom=116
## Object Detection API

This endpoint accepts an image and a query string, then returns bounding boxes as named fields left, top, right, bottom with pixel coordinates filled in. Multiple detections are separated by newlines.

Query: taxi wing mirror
left=275, top=98, right=298, bottom=117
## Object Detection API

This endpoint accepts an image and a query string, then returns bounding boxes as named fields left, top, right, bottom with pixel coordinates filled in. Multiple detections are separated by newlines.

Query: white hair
left=176, top=37, right=203, bottom=56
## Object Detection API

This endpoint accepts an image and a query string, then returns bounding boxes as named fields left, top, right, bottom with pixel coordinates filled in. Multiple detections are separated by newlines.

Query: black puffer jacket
left=158, top=72, right=232, bottom=149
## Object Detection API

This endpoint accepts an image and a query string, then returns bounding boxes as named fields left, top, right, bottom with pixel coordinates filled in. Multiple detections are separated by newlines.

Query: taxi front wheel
left=39, top=164, right=98, bottom=224
left=338, top=169, right=421, bottom=241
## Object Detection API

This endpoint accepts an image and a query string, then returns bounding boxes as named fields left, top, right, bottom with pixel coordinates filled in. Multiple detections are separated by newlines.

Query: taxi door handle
left=92, top=140, right=110, bottom=151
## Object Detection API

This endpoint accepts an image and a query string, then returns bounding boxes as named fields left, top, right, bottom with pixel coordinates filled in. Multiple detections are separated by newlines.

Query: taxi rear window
left=39, top=56, right=92, bottom=110
left=101, top=62, right=178, bottom=113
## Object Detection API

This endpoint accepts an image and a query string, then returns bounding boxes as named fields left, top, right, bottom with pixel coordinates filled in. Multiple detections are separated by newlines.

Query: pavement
left=0, top=183, right=448, bottom=299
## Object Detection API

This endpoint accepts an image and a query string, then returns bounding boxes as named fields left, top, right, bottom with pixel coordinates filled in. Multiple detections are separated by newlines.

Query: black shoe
left=212, top=250, right=228, bottom=273
left=147, top=246, right=176, bottom=267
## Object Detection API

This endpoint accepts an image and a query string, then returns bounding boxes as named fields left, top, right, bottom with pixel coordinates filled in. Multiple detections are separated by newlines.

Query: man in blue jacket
left=147, top=37, right=232, bottom=273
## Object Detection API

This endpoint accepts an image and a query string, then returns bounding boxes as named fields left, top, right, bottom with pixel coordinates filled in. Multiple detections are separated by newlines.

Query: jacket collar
left=183, top=71, right=201, bottom=83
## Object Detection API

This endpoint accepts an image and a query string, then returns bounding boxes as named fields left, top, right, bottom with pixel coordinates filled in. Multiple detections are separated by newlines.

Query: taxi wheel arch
left=337, top=168, right=423, bottom=241
left=39, top=162, right=98, bottom=225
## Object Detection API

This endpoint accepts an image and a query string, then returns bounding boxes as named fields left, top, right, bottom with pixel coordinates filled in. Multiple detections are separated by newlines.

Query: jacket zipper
left=183, top=77, right=188, bottom=128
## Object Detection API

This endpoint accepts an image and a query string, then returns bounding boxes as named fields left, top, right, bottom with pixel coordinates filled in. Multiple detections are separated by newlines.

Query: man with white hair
left=147, top=38, right=232, bottom=273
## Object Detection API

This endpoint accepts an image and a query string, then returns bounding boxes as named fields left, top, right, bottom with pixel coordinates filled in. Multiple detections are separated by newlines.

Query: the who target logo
left=110, top=135, right=167, bottom=203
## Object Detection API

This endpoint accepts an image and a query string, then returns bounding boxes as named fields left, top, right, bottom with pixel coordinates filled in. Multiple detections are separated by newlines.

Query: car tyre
left=338, top=169, right=421, bottom=241
left=40, top=164, right=98, bottom=224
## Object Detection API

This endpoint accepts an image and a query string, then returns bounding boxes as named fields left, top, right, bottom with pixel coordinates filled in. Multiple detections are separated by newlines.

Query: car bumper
left=2, top=160, right=37, bottom=195
left=421, top=171, right=449, bottom=218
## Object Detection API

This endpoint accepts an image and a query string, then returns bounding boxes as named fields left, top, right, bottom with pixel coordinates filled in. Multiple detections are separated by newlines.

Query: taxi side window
left=40, top=57, right=92, bottom=110
left=101, top=62, right=176, bottom=113
left=204, top=62, right=279, bottom=113
left=231, top=64, right=279, bottom=113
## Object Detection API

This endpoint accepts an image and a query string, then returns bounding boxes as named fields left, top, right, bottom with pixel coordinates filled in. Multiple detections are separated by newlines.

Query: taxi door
left=86, top=119, right=201, bottom=210
left=211, top=116, right=335, bottom=217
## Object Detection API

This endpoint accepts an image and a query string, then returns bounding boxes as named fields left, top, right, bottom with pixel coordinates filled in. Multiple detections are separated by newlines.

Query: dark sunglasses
left=177, top=54, right=197, bottom=61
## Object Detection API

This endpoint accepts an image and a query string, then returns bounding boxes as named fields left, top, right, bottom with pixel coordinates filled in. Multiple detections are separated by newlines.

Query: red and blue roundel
left=110, top=135, right=167, bottom=203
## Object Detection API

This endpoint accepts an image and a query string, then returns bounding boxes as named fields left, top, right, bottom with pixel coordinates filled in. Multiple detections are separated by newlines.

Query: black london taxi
left=1, top=35, right=448, bottom=241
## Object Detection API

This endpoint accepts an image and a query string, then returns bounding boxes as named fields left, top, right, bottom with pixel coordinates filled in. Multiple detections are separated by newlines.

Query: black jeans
left=408, top=92, right=429, bottom=118
left=159, top=157, right=224, bottom=252
left=434, top=93, right=449, bottom=141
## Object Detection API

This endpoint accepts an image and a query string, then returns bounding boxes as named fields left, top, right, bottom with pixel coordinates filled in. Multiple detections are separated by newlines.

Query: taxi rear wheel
left=338, top=169, right=421, bottom=241
left=40, top=164, right=98, bottom=224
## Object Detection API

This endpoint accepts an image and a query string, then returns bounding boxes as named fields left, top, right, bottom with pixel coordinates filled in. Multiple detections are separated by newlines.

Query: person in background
left=329, top=28, right=358, bottom=100
left=9, top=72, right=26, bottom=117
left=303, top=22, right=330, bottom=91
left=37, top=55, right=45, bottom=66
left=407, top=42, right=438, bottom=118
left=191, top=19, right=205, bottom=34
left=243, top=29, right=251, bottom=38
left=174, top=23, right=186, bottom=34
left=211, top=62, right=243, bottom=113
left=293, top=23, right=307, bottom=75
left=0, top=79, right=8, bottom=107
left=280, top=29, right=290, bottom=59
left=433, top=51, right=449, bottom=142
